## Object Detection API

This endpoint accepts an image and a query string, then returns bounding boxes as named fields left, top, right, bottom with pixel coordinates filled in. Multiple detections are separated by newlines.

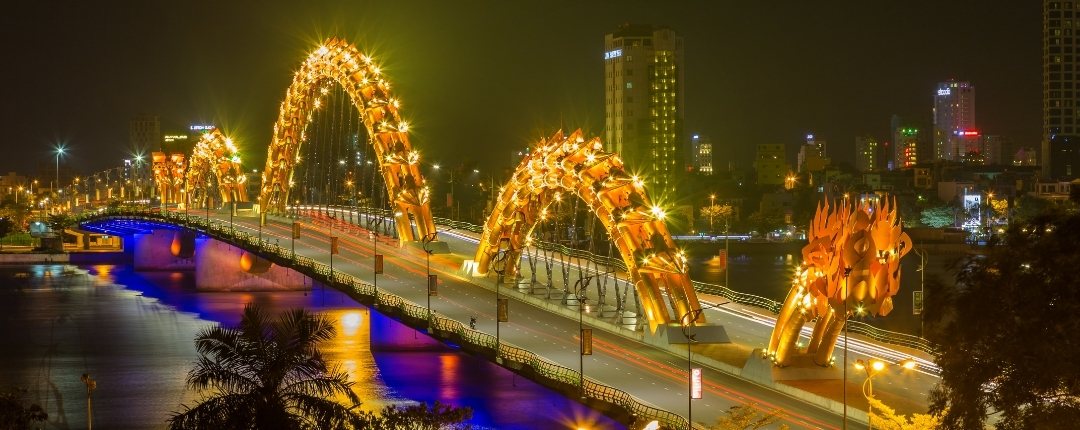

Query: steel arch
left=257, top=37, right=435, bottom=244
left=185, top=128, right=248, bottom=208
left=473, top=130, right=703, bottom=332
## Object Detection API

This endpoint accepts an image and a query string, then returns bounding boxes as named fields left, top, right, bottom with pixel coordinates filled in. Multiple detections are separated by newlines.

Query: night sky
left=1, top=0, right=1040, bottom=176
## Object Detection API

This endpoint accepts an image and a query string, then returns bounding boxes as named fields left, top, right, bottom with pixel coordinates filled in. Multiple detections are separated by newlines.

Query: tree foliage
left=1011, top=195, right=1053, bottom=224
left=747, top=209, right=785, bottom=236
left=168, top=305, right=470, bottom=430
left=919, top=205, right=954, bottom=228
left=0, top=217, right=12, bottom=252
left=867, top=397, right=941, bottom=430
left=700, top=204, right=734, bottom=233
left=376, top=401, right=471, bottom=430
left=0, top=387, right=47, bottom=429
left=708, top=403, right=789, bottom=430
left=924, top=210, right=1080, bottom=429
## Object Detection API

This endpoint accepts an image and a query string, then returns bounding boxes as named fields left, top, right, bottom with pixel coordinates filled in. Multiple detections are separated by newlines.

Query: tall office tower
left=1044, top=0, right=1080, bottom=178
left=854, top=136, right=879, bottom=172
left=689, top=134, right=713, bottom=175
left=933, top=80, right=976, bottom=161
left=130, top=114, right=161, bottom=154
left=604, top=24, right=684, bottom=198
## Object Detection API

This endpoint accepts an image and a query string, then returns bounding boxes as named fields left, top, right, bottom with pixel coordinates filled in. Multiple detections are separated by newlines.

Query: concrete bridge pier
left=193, top=236, right=308, bottom=291
left=131, top=229, right=195, bottom=271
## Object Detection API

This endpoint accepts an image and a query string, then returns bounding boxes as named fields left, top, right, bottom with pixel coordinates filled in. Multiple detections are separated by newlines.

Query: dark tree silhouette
left=168, top=304, right=471, bottom=430
left=0, top=217, right=13, bottom=252
left=169, top=305, right=369, bottom=430
left=925, top=210, right=1080, bottom=429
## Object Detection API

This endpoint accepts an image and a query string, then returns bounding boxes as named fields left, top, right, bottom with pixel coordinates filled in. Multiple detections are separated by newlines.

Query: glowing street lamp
left=854, top=358, right=917, bottom=429
left=708, top=194, right=716, bottom=234
left=55, top=144, right=67, bottom=195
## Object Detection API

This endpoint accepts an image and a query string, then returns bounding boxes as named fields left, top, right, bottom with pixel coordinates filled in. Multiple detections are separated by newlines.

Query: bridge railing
left=77, top=207, right=939, bottom=357
left=77, top=208, right=692, bottom=430
left=416, top=208, right=938, bottom=356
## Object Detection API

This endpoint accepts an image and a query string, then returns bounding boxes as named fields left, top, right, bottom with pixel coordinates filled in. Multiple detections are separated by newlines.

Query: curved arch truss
left=474, top=130, right=703, bottom=331
left=152, top=152, right=185, bottom=205
left=185, top=128, right=248, bottom=208
left=258, top=37, right=435, bottom=244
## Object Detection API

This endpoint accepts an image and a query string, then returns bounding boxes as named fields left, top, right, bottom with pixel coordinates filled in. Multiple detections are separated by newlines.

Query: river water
left=683, top=241, right=960, bottom=336
left=0, top=264, right=624, bottom=430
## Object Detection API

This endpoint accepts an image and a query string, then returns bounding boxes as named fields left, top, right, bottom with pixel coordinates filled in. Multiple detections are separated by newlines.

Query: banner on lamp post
left=691, top=368, right=703, bottom=399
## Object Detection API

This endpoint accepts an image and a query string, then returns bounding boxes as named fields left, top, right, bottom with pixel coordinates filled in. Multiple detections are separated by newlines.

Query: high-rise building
left=982, top=135, right=1007, bottom=165
left=896, top=127, right=920, bottom=169
left=130, top=114, right=161, bottom=154
left=604, top=24, right=684, bottom=198
left=754, top=144, right=789, bottom=186
left=1043, top=0, right=1080, bottom=178
left=689, top=134, right=713, bottom=175
left=933, top=80, right=976, bottom=161
left=855, top=136, right=879, bottom=172
left=890, top=115, right=919, bottom=169
left=796, top=134, right=829, bottom=187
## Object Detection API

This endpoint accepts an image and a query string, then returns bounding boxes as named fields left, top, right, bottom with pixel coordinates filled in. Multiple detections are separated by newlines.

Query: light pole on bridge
left=678, top=300, right=729, bottom=429
left=422, top=233, right=439, bottom=323
left=574, top=275, right=595, bottom=400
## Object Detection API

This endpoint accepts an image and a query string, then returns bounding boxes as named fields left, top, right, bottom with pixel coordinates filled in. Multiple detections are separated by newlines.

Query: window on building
left=626, top=82, right=633, bottom=89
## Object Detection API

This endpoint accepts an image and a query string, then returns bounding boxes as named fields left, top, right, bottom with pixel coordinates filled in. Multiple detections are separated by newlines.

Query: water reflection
left=0, top=265, right=625, bottom=430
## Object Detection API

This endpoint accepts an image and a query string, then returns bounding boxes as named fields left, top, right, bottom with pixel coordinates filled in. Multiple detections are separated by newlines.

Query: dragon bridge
left=257, top=37, right=435, bottom=244
left=473, top=129, right=702, bottom=332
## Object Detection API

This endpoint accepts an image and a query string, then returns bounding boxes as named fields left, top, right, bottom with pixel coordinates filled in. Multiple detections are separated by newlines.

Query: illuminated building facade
left=933, top=80, right=976, bottom=161
left=854, top=136, right=878, bottom=172
left=689, top=134, right=713, bottom=175
left=1044, top=0, right=1080, bottom=178
left=890, top=115, right=919, bottom=169
left=604, top=24, right=684, bottom=198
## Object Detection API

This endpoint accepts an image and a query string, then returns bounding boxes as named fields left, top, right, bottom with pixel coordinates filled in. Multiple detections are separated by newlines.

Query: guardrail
left=77, top=205, right=938, bottom=357
left=77, top=208, right=692, bottom=430
left=402, top=207, right=938, bottom=356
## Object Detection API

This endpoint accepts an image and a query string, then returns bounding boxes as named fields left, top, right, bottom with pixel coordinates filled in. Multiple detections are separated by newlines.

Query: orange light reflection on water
left=438, top=354, right=461, bottom=400
left=319, top=308, right=389, bottom=412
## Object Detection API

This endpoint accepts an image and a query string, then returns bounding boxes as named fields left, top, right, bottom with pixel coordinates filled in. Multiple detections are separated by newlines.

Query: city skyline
left=2, top=1, right=1039, bottom=177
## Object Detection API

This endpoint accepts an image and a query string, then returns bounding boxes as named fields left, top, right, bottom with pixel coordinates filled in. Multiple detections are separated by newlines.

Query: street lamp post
left=574, top=275, right=594, bottom=400
left=422, top=233, right=438, bottom=323
left=81, top=373, right=96, bottom=430
left=679, top=308, right=705, bottom=429
left=913, top=248, right=927, bottom=337
left=678, top=301, right=728, bottom=429
left=855, top=358, right=917, bottom=430
left=724, top=214, right=730, bottom=289
left=55, top=145, right=66, bottom=199
left=709, top=194, right=716, bottom=234
left=842, top=266, right=853, bottom=430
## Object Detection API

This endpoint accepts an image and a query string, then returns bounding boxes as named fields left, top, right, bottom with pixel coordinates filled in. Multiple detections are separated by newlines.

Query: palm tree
left=169, top=304, right=370, bottom=430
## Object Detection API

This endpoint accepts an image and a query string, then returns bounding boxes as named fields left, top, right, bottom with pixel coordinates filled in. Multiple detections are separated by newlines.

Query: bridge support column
left=193, top=236, right=308, bottom=291
left=131, top=229, right=195, bottom=271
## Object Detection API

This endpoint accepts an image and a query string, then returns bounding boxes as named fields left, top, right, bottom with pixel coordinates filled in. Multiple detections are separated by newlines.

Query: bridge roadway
left=184, top=208, right=937, bottom=429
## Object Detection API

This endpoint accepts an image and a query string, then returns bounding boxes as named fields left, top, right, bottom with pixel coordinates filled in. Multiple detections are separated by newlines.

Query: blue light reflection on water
left=92, top=265, right=625, bottom=430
